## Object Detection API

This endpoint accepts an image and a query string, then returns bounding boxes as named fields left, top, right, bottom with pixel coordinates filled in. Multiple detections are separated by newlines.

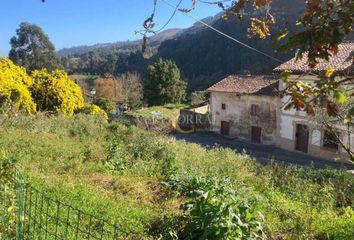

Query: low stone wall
left=178, top=109, right=211, bottom=132
left=124, top=114, right=175, bottom=134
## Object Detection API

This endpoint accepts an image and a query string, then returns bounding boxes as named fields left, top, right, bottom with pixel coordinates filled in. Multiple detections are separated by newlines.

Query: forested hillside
left=58, top=29, right=182, bottom=75
left=156, top=0, right=306, bottom=90
left=58, top=28, right=182, bottom=57
left=58, top=0, right=308, bottom=91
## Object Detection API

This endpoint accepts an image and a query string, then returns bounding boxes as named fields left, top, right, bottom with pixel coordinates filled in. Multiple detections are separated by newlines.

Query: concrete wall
left=210, top=92, right=279, bottom=145
left=278, top=75, right=354, bottom=161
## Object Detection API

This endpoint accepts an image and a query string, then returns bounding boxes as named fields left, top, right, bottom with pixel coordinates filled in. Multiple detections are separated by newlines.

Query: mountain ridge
left=57, top=28, right=183, bottom=56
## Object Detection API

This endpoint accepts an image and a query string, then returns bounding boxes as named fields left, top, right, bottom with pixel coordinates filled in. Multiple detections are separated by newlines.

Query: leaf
left=333, top=91, right=347, bottom=104
left=325, top=67, right=335, bottom=77
left=330, top=45, right=339, bottom=55
left=306, top=105, right=315, bottom=116
left=326, top=102, right=339, bottom=117
left=277, top=32, right=288, bottom=42
left=279, top=71, right=291, bottom=81
left=308, top=60, right=318, bottom=68
left=7, top=206, right=14, bottom=213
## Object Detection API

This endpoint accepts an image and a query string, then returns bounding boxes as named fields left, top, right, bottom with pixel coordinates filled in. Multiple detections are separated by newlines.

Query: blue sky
left=0, top=0, right=219, bottom=56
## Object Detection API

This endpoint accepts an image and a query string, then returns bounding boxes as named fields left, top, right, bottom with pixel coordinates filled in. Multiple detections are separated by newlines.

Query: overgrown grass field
left=131, top=104, right=188, bottom=121
left=0, top=115, right=353, bottom=239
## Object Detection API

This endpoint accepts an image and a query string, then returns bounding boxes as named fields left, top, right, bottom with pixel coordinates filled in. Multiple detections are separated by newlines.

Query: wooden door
left=220, top=121, right=230, bottom=136
left=251, top=126, right=262, bottom=143
left=295, top=124, right=309, bottom=153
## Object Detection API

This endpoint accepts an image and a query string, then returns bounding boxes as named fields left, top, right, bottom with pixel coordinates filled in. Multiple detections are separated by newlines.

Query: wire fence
left=0, top=160, right=126, bottom=240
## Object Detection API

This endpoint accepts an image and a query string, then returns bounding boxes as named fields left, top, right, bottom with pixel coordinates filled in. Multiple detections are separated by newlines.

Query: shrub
left=105, top=135, right=128, bottom=172
left=0, top=58, right=36, bottom=114
left=93, top=97, right=116, bottom=115
left=80, top=104, right=108, bottom=120
left=190, top=91, right=208, bottom=107
left=313, top=207, right=354, bottom=240
left=30, top=69, right=84, bottom=116
left=160, top=152, right=178, bottom=181
left=266, top=164, right=354, bottom=209
left=179, top=182, right=266, bottom=240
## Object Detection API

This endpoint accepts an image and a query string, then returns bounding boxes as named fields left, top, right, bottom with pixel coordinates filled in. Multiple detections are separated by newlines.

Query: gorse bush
left=0, top=58, right=106, bottom=119
left=93, top=97, right=116, bottom=114
left=0, top=58, right=36, bottom=114
left=80, top=104, right=108, bottom=120
left=31, top=69, right=84, bottom=116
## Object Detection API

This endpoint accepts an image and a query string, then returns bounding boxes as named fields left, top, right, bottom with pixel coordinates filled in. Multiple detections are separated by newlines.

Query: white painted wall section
left=311, top=130, right=321, bottom=146
left=280, top=115, right=294, bottom=140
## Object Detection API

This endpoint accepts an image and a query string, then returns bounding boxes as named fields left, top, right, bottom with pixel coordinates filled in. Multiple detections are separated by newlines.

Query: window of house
left=221, top=103, right=226, bottom=110
left=323, top=130, right=339, bottom=150
left=250, top=104, right=259, bottom=116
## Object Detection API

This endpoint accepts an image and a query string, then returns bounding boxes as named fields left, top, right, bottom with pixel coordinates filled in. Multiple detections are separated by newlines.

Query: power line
left=155, top=0, right=183, bottom=33
left=197, top=0, right=232, bottom=5
left=160, top=0, right=283, bottom=63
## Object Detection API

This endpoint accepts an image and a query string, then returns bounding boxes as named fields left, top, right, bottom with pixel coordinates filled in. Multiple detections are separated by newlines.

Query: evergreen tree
left=9, top=22, right=61, bottom=71
left=145, top=59, right=186, bottom=106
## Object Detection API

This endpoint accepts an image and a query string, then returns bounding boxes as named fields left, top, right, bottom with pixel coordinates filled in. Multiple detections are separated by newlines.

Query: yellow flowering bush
left=80, top=104, right=108, bottom=120
left=0, top=58, right=36, bottom=114
left=31, top=70, right=85, bottom=116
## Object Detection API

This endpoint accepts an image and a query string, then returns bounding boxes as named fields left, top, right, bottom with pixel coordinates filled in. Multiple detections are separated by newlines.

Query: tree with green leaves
left=190, top=90, right=208, bottom=107
left=9, top=22, right=61, bottom=71
left=145, top=58, right=187, bottom=106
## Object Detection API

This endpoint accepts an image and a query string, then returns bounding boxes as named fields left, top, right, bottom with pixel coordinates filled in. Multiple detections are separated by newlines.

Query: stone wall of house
left=210, top=92, right=279, bottom=145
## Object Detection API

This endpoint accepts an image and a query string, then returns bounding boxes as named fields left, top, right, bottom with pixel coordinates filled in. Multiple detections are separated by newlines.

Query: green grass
left=0, top=114, right=353, bottom=239
left=130, top=104, right=188, bottom=121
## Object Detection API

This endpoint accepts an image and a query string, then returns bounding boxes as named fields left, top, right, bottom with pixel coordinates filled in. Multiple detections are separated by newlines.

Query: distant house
left=273, top=42, right=354, bottom=160
left=207, top=75, right=279, bottom=145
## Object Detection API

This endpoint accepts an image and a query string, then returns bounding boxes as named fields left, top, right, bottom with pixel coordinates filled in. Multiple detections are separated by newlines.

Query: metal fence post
left=16, top=171, right=25, bottom=240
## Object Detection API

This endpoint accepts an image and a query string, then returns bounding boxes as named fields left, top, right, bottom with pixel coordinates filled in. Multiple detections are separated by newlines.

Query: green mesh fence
left=0, top=160, right=126, bottom=240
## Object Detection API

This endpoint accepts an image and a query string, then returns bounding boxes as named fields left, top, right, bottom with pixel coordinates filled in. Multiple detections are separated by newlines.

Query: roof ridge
left=207, top=74, right=279, bottom=96
left=273, top=42, right=354, bottom=73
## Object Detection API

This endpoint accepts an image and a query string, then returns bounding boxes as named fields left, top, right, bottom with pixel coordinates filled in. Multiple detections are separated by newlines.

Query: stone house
left=207, top=75, right=279, bottom=145
left=273, top=42, right=354, bottom=160
left=207, top=42, right=353, bottom=161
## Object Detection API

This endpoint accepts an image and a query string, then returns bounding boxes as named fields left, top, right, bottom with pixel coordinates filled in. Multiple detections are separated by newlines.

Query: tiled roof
left=274, top=42, right=354, bottom=73
left=207, top=75, right=278, bottom=96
